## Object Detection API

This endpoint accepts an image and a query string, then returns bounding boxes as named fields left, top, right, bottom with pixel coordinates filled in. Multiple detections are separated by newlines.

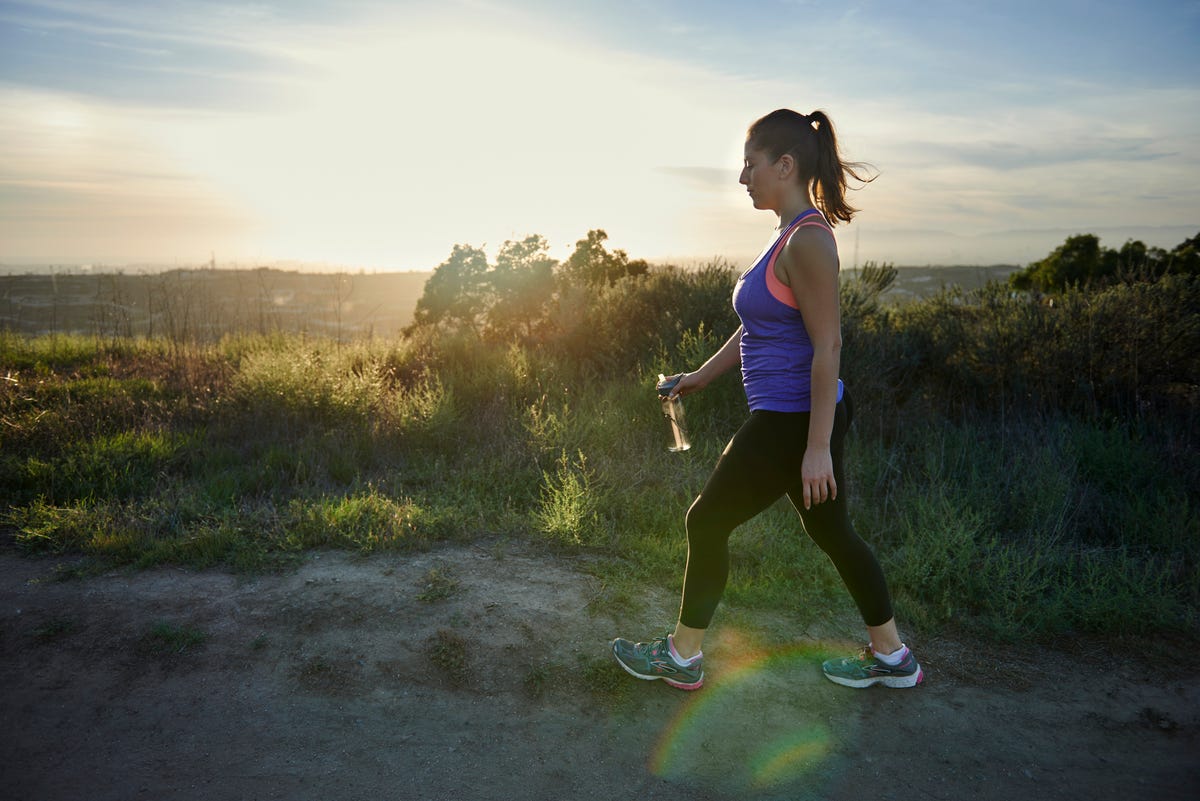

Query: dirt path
left=2, top=543, right=1197, bottom=801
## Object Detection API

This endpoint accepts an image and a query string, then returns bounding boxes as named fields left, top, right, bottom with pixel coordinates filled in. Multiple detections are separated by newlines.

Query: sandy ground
left=2, top=541, right=1198, bottom=801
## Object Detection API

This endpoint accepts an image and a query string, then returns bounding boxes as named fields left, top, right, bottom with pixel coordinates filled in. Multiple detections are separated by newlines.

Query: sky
left=1, top=0, right=1198, bottom=271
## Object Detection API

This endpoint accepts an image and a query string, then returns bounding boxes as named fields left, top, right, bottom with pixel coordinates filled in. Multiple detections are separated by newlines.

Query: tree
left=559, top=229, right=649, bottom=287
left=1045, top=233, right=1101, bottom=288
left=486, top=235, right=558, bottom=341
left=1164, top=233, right=1200, bottom=277
left=1009, top=231, right=1200, bottom=293
left=409, top=244, right=490, bottom=333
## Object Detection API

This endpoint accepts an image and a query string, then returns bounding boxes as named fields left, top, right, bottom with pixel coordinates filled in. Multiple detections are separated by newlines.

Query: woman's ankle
left=671, top=623, right=706, bottom=660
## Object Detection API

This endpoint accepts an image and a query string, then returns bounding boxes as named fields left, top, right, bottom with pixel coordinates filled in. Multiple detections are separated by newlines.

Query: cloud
left=927, top=137, right=1175, bottom=171
left=655, top=166, right=735, bottom=192
left=0, top=0, right=331, bottom=109
left=2, top=1, right=1197, bottom=267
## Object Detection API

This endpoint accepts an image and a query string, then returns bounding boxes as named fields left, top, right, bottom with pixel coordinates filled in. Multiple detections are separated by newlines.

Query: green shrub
left=2, top=250, right=1195, bottom=643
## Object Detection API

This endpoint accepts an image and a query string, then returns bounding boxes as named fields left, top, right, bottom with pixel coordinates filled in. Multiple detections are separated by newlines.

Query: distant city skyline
left=2, top=0, right=1198, bottom=271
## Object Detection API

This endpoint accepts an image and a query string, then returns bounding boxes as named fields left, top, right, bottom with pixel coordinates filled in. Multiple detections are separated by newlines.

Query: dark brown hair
left=746, top=108, right=874, bottom=225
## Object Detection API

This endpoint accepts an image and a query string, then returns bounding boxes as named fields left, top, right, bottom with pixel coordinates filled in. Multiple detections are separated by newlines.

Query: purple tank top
left=731, top=208, right=844, bottom=412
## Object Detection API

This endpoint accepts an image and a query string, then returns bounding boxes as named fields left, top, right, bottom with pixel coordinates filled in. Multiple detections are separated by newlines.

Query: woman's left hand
left=801, top=446, right=837, bottom=510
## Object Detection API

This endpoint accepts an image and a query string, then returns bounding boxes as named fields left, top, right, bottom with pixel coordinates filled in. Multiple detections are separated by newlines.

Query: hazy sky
left=2, top=0, right=1198, bottom=269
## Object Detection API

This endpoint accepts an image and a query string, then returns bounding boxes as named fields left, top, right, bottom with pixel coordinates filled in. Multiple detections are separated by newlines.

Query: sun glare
left=2, top=8, right=782, bottom=267
left=143, top=17, right=751, bottom=268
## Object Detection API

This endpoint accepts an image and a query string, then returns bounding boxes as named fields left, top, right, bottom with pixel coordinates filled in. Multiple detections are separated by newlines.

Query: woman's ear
left=777, top=153, right=795, bottom=179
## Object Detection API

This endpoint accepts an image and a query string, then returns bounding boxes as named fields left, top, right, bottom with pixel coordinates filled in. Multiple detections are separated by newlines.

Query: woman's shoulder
left=778, top=221, right=839, bottom=278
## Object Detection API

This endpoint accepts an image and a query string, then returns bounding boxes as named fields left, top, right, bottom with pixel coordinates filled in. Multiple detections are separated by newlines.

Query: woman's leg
left=788, top=394, right=896, bottom=630
left=866, top=619, right=904, bottom=656
left=613, top=413, right=795, bottom=688
left=676, top=412, right=800, bottom=644
left=786, top=393, right=920, bottom=685
left=791, top=492, right=895, bottom=629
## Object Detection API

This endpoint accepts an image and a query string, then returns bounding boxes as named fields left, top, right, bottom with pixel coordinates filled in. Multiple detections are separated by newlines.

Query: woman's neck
left=776, top=201, right=817, bottom=230
left=775, top=187, right=817, bottom=230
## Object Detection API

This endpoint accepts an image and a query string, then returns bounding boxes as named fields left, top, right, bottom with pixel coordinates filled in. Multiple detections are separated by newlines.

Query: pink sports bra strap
left=764, top=211, right=835, bottom=309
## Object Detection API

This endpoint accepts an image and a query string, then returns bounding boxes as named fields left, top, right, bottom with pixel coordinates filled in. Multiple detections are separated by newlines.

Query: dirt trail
left=2, top=543, right=1197, bottom=801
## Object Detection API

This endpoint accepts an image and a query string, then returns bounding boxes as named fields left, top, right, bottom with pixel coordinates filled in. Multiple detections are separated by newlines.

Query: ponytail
left=746, top=108, right=874, bottom=225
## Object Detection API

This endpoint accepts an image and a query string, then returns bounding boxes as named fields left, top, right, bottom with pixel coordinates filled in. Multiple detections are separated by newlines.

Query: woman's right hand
left=661, top=371, right=706, bottom=399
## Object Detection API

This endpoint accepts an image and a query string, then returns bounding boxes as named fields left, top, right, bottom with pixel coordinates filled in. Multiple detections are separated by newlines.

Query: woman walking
left=612, top=108, right=922, bottom=691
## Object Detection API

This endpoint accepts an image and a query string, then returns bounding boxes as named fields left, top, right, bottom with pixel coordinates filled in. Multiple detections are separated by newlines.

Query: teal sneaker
left=611, top=633, right=704, bottom=690
left=822, top=645, right=924, bottom=688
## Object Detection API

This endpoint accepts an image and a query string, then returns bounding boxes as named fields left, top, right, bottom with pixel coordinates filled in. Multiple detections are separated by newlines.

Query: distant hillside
left=0, top=268, right=432, bottom=340
left=866, top=264, right=1021, bottom=301
left=1, top=263, right=1018, bottom=340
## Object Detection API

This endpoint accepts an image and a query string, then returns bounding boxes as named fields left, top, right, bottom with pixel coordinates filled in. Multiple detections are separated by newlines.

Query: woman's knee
left=685, top=494, right=729, bottom=547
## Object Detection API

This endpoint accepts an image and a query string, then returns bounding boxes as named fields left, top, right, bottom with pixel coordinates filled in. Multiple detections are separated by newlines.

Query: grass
left=1, top=318, right=1196, bottom=646
left=141, top=621, right=208, bottom=656
left=417, top=566, right=460, bottom=602
left=425, top=629, right=469, bottom=685
left=33, top=616, right=78, bottom=642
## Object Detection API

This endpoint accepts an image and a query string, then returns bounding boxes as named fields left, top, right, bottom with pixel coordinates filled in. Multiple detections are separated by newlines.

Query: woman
left=612, top=108, right=922, bottom=691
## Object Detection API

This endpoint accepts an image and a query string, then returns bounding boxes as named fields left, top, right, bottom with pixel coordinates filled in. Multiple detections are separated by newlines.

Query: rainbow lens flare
left=648, top=639, right=850, bottom=794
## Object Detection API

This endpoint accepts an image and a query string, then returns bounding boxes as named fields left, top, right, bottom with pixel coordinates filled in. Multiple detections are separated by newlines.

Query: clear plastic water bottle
left=657, top=374, right=691, bottom=452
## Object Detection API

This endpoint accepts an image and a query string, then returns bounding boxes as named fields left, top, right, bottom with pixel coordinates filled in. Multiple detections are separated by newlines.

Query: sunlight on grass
left=282, top=494, right=431, bottom=552
left=2, top=258, right=1196, bottom=643
left=535, top=449, right=601, bottom=546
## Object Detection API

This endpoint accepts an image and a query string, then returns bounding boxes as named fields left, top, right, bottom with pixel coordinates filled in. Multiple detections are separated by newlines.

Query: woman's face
left=739, top=142, right=784, bottom=212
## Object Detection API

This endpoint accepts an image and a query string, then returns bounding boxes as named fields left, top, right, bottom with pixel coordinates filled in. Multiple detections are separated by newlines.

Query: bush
left=877, top=275, right=1200, bottom=423
left=550, top=261, right=739, bottom=375
left=3, top=235, right=1197, bottom=644
left=1009, top=231, right=1200, bottom=292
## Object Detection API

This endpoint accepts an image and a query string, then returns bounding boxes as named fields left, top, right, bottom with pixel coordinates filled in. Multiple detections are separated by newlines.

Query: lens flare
left=649, top=638, right=845, bottom=794
left=749, top=726, right=832, bottom=788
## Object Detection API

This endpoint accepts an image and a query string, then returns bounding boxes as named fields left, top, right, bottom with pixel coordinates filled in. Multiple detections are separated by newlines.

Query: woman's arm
left=777, top=227, right=842, bottom=509
left=667, top=326, right=743, bottom=398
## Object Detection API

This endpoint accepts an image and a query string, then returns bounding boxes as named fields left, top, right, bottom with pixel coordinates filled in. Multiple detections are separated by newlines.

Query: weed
left=417, top=566, right=459, bottom=602
left=578, top=654, right=632, bottom=704
left=425, top=629, right=469, bottom=686
left=535, top=449, right=601, bottom=546
left=523, top=661, right=553, bottom=697
left=33, top=616, right=77, bottom=642
left=141, top=621, right=207, bottom=655
left=282, top=494, right=431, bottom=553
left=298, top=655, right=335, bottom=679
left=2, top=267, right=1196, bottom=648
left=295, top=654, right=364, bottom=695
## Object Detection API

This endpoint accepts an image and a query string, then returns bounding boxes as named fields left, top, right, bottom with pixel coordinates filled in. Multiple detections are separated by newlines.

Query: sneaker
left=822, top=645, right=924, bottom=688
left=611, top=633, right=704, bottom=690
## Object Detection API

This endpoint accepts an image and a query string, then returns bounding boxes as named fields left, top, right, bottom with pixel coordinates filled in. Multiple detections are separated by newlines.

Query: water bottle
left=657, top=374, right=691, bottom=452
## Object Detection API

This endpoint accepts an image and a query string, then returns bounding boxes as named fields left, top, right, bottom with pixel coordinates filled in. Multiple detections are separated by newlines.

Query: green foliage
left=417, top=566, right=460, bottom=602
left=559, top=229, right=649, bottom=287
left=425, top=629, right=470, bottom=686
left=553, top=261, right=740, bottom=375
left=487, top=235, right=557, bottom=341
left=0, top=331, right=113, bottom=371
left=535, top=449, right=602, bottom=546
left=1010, top=230, right=1200, bottom=292
left=142, top=621, right=208, bottom=655
left=867, top=418, right=1197, bottom=639
left=838, top=261, right=910, bottom=409
left=879, top=275, right=1200, bottom=421
left=409, top=244, right=491, bottom=333
left=12, top=429, right=194, bottom=504
left=2, top=227, right=1197, bottom=644
left=281, top=494, right=432, bottom=552
left=406, top=229, right=655, bottom=347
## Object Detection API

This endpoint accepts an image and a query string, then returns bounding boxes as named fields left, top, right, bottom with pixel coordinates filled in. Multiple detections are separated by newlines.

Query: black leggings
left=678, top=391, right=895, bottom=629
